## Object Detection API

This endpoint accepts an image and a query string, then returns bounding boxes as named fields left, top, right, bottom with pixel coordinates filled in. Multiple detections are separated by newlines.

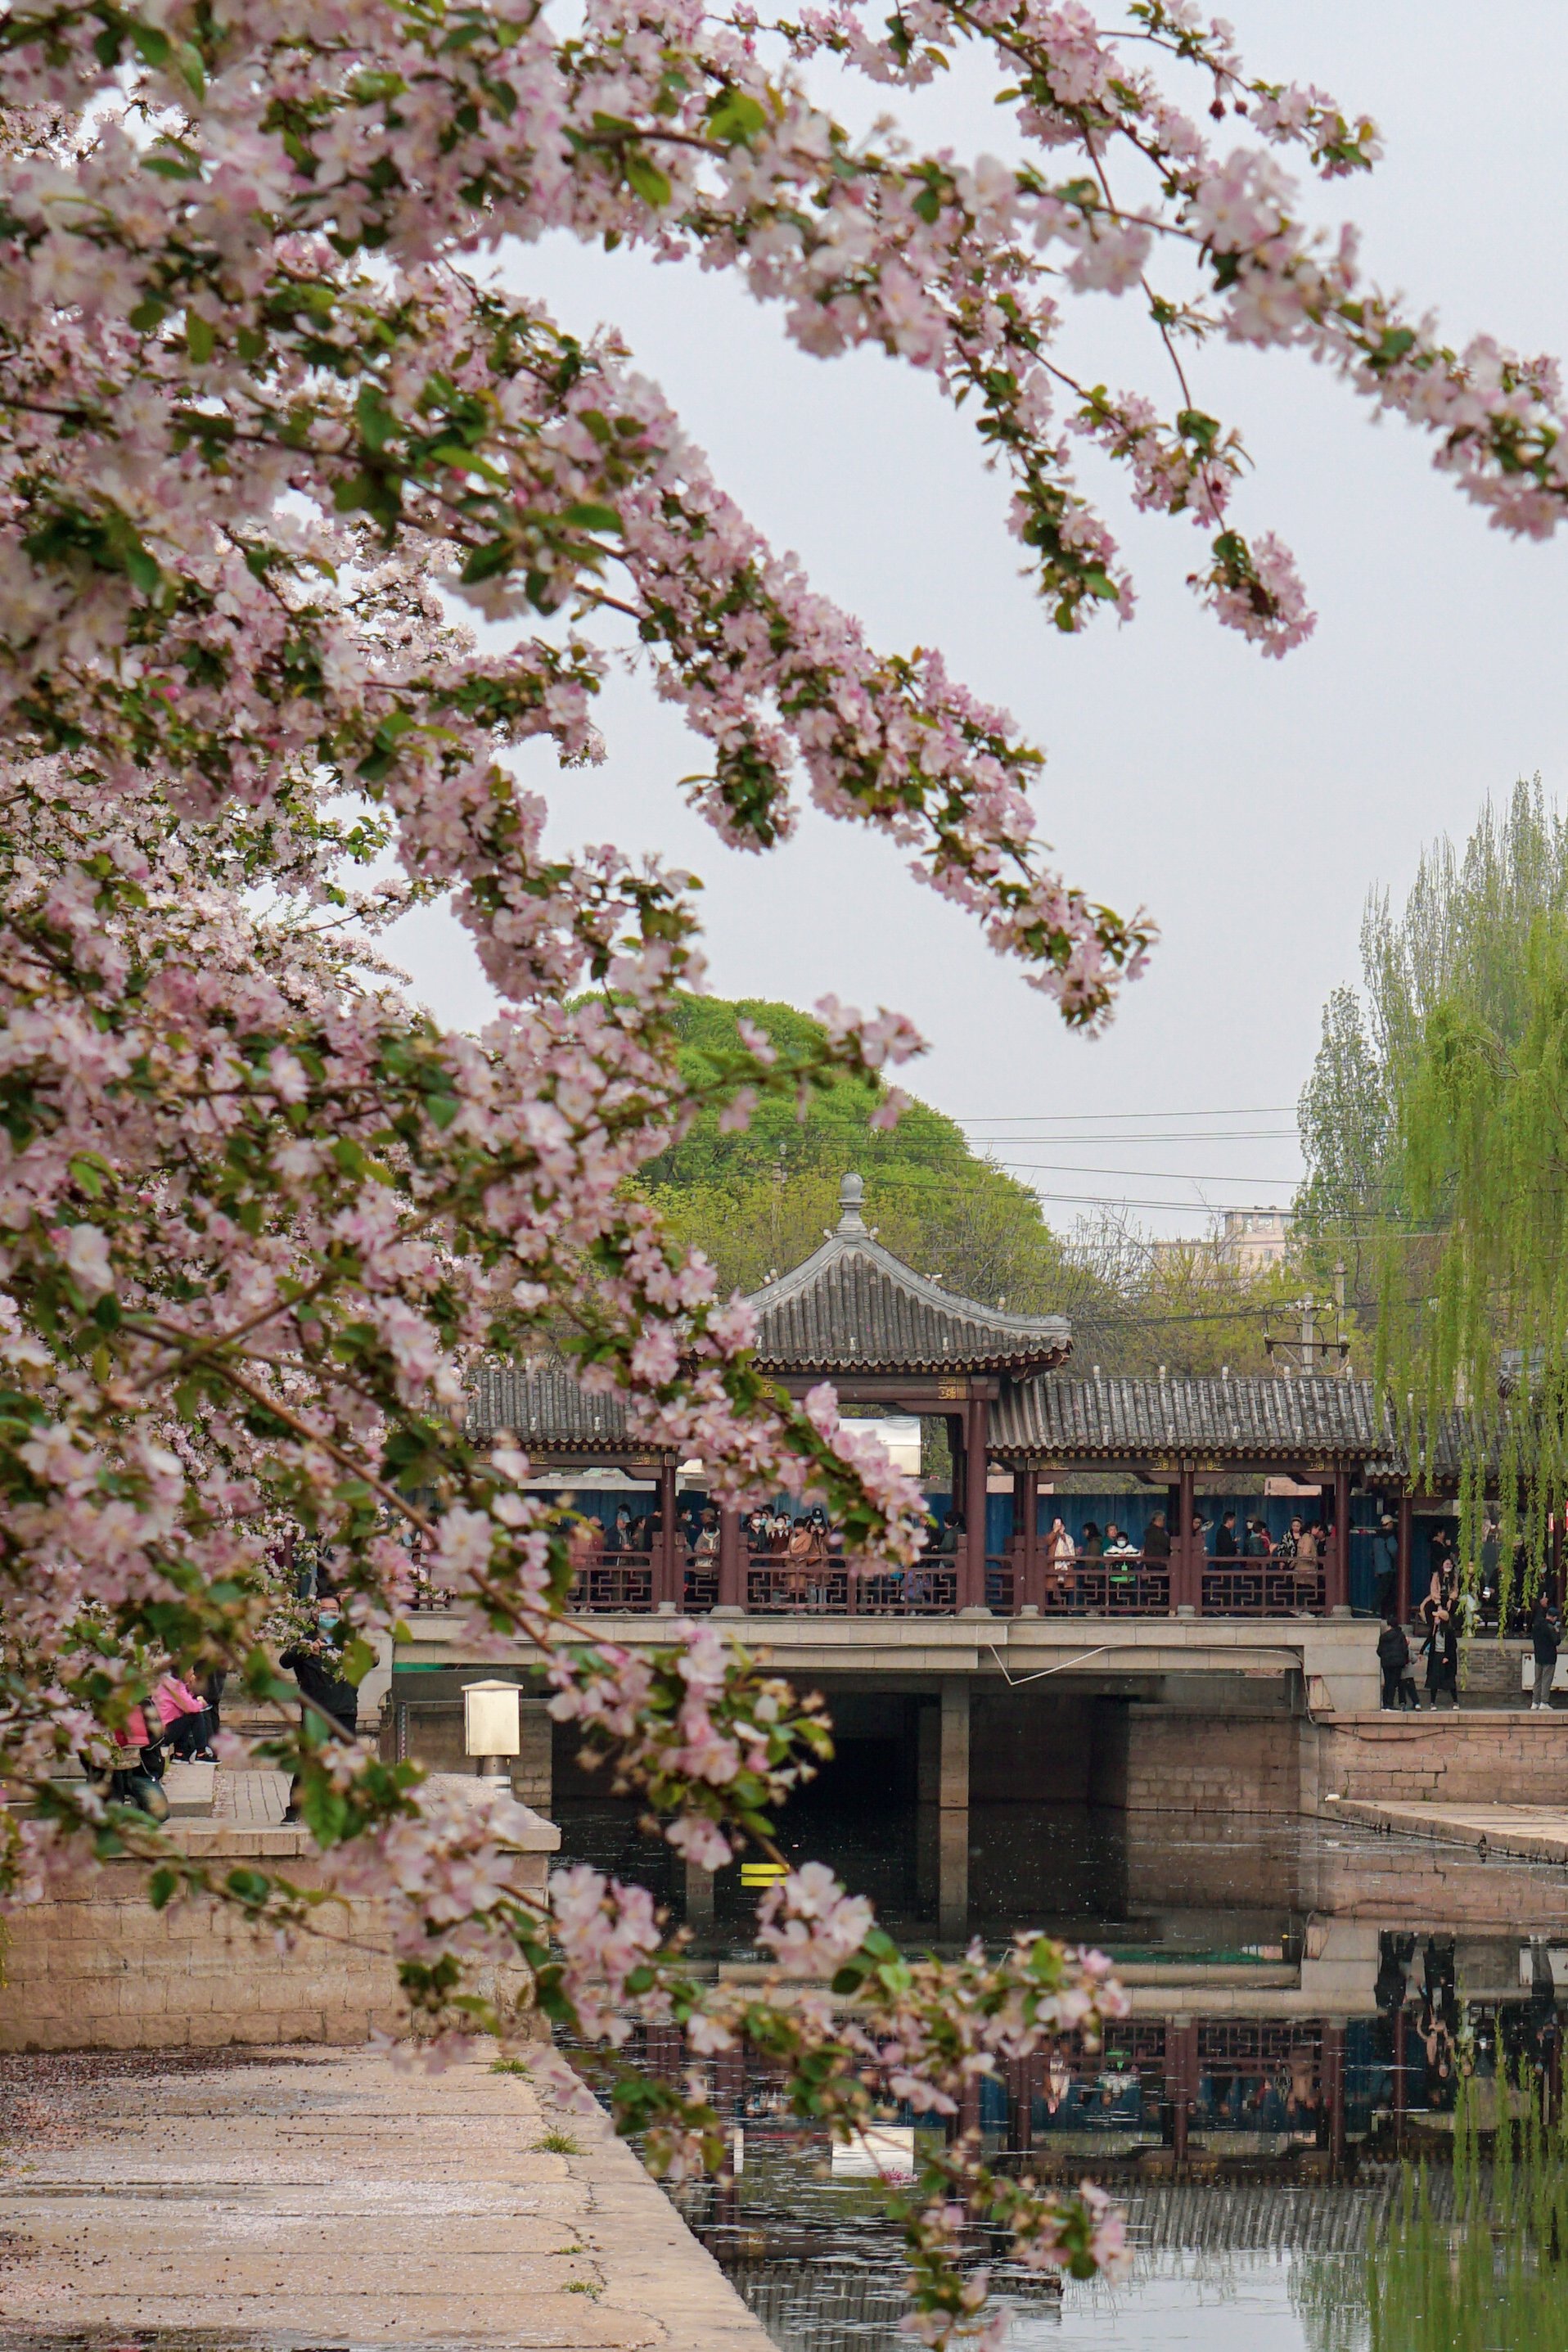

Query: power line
left=954, top=1105, right=1298, bottom=1124
left=968, top=1128, right=1299, bottom=1143
left=991, top=1159, right=1300, bottom=1185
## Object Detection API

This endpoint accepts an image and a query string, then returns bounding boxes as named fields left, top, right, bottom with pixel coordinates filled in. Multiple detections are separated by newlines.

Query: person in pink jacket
left=154, top=1673, right=214, bottom=1761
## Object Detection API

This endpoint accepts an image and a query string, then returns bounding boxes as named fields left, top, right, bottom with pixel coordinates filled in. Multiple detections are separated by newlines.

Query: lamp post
left=462, top=1678, right=520, bottom=1781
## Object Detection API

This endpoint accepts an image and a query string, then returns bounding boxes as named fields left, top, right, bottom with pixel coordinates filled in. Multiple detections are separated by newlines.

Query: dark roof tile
left=745, top=1174, right=1071, bottom=1375
left=991, top=1373, right=1384, bottom=1460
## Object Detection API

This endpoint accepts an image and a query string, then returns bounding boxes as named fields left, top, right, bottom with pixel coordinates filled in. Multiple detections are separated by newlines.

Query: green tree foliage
left=645, top=998, right=1311, bottom=1377
left=1297, top=780, right=1568, bottom=1571
left=642, top=996, right=1086, bottom=1310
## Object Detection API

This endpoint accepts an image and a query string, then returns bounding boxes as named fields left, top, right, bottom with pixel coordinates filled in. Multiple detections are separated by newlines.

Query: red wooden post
left=1554, top=1507, right=1564, bottom=1609
left=1177, top=1462, right=1196, bottom=1613
left=1397, top=1493, right=1413, bottom=1624
left=962, top=1394, right=989, bottom=1611
left=1166, top=2021, right=1197, bottom=2166
left=657, top=1460, right=679, bottom=1607
left=1330, top=1467, right=1350, bottom=1611
left=1019, top=1467, right=1039, bottom=1611
left=1323, top=2023, right=1346, bottom=2178
left=717, top=1504, right=742, bottom=1611
left=1393, top=2000, right=1408, bottom=2149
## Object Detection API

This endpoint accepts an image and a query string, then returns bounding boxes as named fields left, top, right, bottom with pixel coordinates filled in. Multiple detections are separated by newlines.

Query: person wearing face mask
left=278, top=1602, right=360, bottom=1821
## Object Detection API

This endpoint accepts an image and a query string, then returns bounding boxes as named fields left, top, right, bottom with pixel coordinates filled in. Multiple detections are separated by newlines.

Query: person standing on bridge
left=1530, top=1589, right=1560, bottom=1710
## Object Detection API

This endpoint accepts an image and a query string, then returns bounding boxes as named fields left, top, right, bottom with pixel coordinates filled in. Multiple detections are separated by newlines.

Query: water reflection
left=559, top=1794, right=1568, bottom=2352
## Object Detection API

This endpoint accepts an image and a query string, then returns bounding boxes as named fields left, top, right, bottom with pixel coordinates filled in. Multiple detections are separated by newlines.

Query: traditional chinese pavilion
left=470, top=1172, right=1447, bottom=1620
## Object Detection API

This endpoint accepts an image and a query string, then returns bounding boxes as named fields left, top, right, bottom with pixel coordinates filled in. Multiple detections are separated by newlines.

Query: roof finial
left=836, top=1170, right=868, bottom=1236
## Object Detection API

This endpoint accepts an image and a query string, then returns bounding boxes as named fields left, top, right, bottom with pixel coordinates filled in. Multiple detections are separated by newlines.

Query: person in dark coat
left=1142, top=1512, right=1170, bottom=1561
left=1370, top=1514, right=1399, bottom=1619
left=1214, top=1510, right=1238, bottom=1559
left=1422, top=1586, right=1459, bottom=1709
left=1530, top=1591, right=1561, bottom=1711
left=278, top=1605, right=360, bottom=1821
left=1377, top=1617, right=1414, bottom=1710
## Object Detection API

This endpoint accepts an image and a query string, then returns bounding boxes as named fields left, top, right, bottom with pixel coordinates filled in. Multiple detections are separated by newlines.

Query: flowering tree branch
left=1, top=4, right=1564, bottom=2341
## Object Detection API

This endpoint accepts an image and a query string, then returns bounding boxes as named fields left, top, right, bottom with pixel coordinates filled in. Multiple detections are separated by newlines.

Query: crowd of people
left=1373, top=1518, right=1564, bottom=1710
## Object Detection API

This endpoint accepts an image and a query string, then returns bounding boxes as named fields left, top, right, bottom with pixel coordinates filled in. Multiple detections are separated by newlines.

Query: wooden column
left=1166, top=2021, right=1198, bottom=2168
left=962, top=1393, right=989, bottom=1612
left=1329, top=1467, right=1350, bottom=1612
left=1323, top=2023, right=1347, bottom=2179
left=1392, top=2001, right=1408, bottom=2150
left=1397, top=1493, right=1413, bottom=1624
left=716, top=1504, right=742, bottom=1611
left=1018, top=1467, right=1039, bottom=1611
left=1177, top=1463, right=1196, bottom=1613
left=1554, top=1507, right=1564, bottom=1608
left=657, top=1460, right=679, bottom=1608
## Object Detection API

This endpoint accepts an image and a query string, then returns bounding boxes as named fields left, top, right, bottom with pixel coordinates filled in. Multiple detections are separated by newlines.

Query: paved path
left=1336, top=1796, right=1568, bottom=1863
left=0, top=2047, right=772, bottom=2351
left=211, top=1764, right=291, bottom=1825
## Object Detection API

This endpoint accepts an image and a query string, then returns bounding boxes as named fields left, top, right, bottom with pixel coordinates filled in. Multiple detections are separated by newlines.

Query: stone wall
left=1106, top=1701, right=1303, bottom=1817
left=0, top=1818, right=552, bottom=2055
left=1307, top=1711, right=1568, bottom=1809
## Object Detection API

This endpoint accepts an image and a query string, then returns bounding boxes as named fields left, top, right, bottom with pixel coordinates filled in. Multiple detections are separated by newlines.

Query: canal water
left=557, top=1791, right=1568, bottom=2352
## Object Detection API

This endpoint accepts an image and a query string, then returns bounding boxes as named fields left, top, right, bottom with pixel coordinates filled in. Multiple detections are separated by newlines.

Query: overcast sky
left=385, top=4, right=1568, bottom=1237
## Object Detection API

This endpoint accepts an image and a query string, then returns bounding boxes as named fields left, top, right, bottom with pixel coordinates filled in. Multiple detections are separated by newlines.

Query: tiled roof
left=990, top=1372, right=1386, bottom=1460
left=744, top=1174, right=1072, bottom=1375
left=468, top=1358, right=640, bottom=1453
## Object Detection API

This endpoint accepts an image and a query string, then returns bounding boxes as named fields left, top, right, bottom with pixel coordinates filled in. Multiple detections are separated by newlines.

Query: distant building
left=1145, top=1211, right=1293, bottom=1277
left=1214, top=1210, right=1292, bottom=1273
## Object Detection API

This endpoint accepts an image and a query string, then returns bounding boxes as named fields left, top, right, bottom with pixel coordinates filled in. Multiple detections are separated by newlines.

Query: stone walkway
left=211, top=1765, right=291, bottom=1825
left=0, top=2047, right=772, bottom=2351
left=1336, top=1796, right=1568, bottom=1863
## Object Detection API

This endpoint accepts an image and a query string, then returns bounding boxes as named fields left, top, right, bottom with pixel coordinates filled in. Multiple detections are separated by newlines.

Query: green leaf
left=148, top=1866, right=178, bottom=1910
left=706, top=90, right=767, bottom=144
left=341, top=1635, right=376, bottom=1688
left=129, top=23, right=173, bottom=66
left=356, top=385, right=398, bottom=452
left=186, top=313, right=215, bottom=364
left=562, top=502, right=623, bottom=535
left=459, top=537, right=517, bottom=585
left=625, top=153, right=673, bottom=209
left=123, top=543, right=163, bottom=598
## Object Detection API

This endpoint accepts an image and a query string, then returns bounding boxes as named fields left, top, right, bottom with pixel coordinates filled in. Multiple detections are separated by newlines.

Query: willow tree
left=1298, top=783, right=1568, bottom=1588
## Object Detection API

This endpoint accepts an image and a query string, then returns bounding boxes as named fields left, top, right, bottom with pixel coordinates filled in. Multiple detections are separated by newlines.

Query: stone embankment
left=0, top=1783, right=558, bottom=2053
left=0, top=2044, right=770, bottom=2352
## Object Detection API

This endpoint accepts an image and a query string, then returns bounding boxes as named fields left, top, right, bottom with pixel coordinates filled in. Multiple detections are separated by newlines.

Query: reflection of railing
left=1202, top=1560, right=1326, bottom=1616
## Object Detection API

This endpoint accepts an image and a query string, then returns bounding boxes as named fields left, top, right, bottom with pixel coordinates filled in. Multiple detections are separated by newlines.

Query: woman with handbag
left=107, top=1701, right=170, bottom=1821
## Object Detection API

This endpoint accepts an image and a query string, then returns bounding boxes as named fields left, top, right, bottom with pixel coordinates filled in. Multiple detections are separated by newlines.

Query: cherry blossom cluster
left=552, top=1856, right=1133, bottom=2322
left=2, top=3, right=1566, bottom=2341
